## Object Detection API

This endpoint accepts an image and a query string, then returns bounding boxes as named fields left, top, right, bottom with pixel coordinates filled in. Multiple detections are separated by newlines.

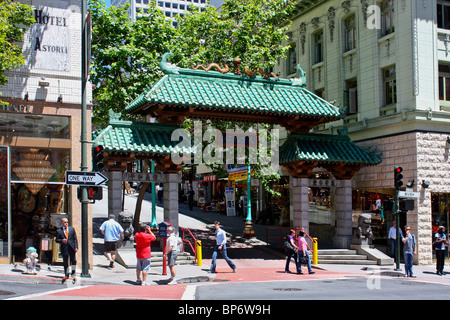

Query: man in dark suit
left=55, top=218, right=78, bottom=282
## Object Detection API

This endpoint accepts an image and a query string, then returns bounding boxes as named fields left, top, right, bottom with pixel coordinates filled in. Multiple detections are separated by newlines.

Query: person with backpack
left=284, top=229, right=302, bottom=274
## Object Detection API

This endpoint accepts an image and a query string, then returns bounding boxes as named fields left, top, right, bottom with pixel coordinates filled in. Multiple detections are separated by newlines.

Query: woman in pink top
left=297, top=230, right=315, bottom=274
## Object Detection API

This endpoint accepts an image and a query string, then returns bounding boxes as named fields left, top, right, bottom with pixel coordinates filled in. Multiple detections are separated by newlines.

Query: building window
left=313, top=30, right=324, bottom=64
left=143, top=0, right=149, bottom=4
left=344, top=79, right=358, bottom=114
left=343, top=15, right=356, bottom=52
left=314, top=89, right=325, bottom=99
left=437, top=1, right=450, bottom=29
left=381, top=0, right=395, bottom=36
left=286, top=44, right=297, bottom=75
left=383, top=66, right=397, bottom=106
left=439, top=64, right=450, bottom=101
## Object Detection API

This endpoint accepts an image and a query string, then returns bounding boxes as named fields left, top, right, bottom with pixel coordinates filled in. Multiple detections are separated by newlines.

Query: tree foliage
left=0, top=0, right=34, bottom=96
left=89, top=0, right=175, bottom=125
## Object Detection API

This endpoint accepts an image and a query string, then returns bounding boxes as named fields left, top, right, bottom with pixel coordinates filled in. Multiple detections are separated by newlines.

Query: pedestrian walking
left=209, top=221, right=236, bottom=273
left=157, top=183, right=164, bottom=204
left=164, top=226, right=182, bottom=284
left=55, top=218, right=78, bottom=283
left=134, top=224, right=156, bottom=285
left=434, top=226, right=449, bottom=276
left=187, top=186, right=195, bottom=211
left=99, top=214, right=124, bottom=268
left=388, top=220, right=403, bottom=259
left=297, top=230, right=315, bottom=274
left=402, top=225, right=417, bottom=278
left=284, top=229, right=301, bottom=274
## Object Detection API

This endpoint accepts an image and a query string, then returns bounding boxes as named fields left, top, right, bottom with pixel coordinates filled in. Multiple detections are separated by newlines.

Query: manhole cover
left=273, top=288, right=302, bottom=291
left=0, top=290, right=15, bottom=296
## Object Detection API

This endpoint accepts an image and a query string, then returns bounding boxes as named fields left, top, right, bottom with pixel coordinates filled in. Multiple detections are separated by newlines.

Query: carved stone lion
left=118, top=210, right=134, bottom=241
left=353, top=213, right=373, bottom=245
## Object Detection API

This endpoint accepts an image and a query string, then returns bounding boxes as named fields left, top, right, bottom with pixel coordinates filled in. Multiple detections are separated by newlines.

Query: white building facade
left=111, top=0, right=209, bottom=25
left=275, top=0, right=450, bottom=265
left=0, top=0, right=93, bottom=266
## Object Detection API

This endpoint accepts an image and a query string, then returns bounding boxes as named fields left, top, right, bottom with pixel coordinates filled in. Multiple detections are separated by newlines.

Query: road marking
left=181, top=285, right=197, bottom=300
left=5, top=285, right=92, bottom=300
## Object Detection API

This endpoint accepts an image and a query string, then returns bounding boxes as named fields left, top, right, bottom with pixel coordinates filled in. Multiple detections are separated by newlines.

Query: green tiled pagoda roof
left=125, top=54, right=342, bottom=121
left=280, top=133, right=382, bottom=166
left=93, top=120, right=192, bottom=156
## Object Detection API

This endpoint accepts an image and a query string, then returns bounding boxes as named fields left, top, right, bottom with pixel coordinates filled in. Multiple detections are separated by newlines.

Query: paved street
left=1, top=190, right=449, bottom=303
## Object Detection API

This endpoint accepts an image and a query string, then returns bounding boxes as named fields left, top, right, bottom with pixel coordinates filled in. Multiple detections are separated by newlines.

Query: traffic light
left=400, top=199, right=414, bottom=211
left=394, top=166, right=403, bottom=190
left=77, top=186, right=102, bottom=201
left=93, top=145, right=104, bottom=171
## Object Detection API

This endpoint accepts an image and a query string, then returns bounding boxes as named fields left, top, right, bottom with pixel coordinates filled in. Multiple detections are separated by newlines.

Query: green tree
left=89, top=0, right=176, bottom=125
left=0, top=0, right=34, bottom=99
left=171, top=0, right=295, bottom=71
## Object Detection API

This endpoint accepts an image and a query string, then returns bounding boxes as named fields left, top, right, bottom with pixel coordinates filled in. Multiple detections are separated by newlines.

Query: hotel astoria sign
left=32, top=3, right=71, bottom=72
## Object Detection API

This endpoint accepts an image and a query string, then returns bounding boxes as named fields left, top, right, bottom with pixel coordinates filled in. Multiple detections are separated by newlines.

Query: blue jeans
left=298, top=251, right=313, bottom=273
left=285, top=251, right=301, bottom=273
left=404, top=252, right=414, bottom=276
left=210, top=244, right=236, bottom=272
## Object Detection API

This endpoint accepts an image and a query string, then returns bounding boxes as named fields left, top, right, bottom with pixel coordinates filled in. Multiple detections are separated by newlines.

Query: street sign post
left=65, top=170, right=108, bottom=186
left=398, top=191, right=420, bottom=198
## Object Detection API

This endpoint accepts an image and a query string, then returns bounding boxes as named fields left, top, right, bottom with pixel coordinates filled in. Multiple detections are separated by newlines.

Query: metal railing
left=179, top=227, right=197, bottom=264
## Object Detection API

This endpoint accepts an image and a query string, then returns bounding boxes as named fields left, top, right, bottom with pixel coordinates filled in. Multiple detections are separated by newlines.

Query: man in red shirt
left=135, top=224, right=156, bottom=285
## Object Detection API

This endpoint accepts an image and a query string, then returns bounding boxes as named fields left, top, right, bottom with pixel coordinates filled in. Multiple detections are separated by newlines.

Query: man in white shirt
left=100, top=214, right=124, bottom=268
left=164, top=227, right=181, bottom=284
left=209, top=221, right=236, bottom=273
left=388, top=220, right=403, bottom=260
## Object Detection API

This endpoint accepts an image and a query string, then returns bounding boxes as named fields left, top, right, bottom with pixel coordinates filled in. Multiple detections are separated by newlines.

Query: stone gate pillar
left=290, top=176, right=310, bottom=234
left=163, top=173, right=180, bottom=234
left=107, top=171, right=123, bottom=220
left=333, top=179, right=353, bottom=249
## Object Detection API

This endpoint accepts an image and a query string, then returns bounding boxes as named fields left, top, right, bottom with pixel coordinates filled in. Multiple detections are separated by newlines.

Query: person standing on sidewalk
left=135, top=224, right=156, bottom=285
left=100, top=214, right=124, bottom=268
left=209, top=221, right=236, bottom=273
left=55, top=218, right=78, bottom=283
left=297, top=230, right=315, bottom=274
left=388, top=221, right=403, bottom=260
left=402, top=225, right=417, bottom=278
left=164, top=226, right=182, bottom=284
left=434, top=226, right=449, bottom=276
left=187, top=187, right=195, bottom=211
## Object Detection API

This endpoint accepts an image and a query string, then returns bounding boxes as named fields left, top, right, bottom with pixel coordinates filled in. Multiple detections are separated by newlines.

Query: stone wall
left=353, top=131, right=450, bottom=265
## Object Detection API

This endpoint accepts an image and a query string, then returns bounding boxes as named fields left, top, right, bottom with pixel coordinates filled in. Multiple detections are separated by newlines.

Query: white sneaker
left=168, top=278, right=177, bottom=285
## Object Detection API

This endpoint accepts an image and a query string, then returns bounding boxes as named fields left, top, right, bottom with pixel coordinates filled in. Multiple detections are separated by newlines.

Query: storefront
left=0, top=101, right=91, bottom=265
left=432, top=193, right=450, bottom=258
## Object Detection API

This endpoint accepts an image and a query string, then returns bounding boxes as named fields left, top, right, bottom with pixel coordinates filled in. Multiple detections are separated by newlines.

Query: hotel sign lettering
left=32, top=5, right=70, bottom=72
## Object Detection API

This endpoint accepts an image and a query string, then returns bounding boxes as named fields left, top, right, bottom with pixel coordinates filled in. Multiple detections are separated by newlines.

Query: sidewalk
left=0, top=191, right=447, bottom=288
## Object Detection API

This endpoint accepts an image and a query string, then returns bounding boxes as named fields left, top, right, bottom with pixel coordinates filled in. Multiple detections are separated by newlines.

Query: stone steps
left=316, top=249, right=378, bottom=265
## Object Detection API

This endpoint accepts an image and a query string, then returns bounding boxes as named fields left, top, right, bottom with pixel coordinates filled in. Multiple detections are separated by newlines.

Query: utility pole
left=80, top=0, right=90, bottom=278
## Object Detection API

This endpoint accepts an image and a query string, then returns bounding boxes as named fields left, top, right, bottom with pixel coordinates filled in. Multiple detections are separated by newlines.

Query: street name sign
left=66, top=171, right=108, bottom=186
left=398, top=191, right=419, bottom=198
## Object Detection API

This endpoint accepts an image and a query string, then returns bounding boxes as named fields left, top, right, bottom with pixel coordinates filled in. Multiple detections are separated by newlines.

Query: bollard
left=313, top=237, right=318, bottom=265
left=196, top=240, right=202, bottom=266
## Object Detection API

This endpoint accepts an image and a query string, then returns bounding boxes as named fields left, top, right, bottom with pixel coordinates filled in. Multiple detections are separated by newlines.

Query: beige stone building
left=275, top=0, right=450, bottom=264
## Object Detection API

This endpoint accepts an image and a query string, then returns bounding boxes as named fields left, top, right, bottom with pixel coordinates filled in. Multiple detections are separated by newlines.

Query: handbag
left=283, top=239, right=295, bottom=255
left=298, top=251, right=309, bottom=264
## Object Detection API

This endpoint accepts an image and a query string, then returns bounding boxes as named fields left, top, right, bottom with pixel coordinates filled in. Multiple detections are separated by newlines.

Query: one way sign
left=65, top=171, right=108, bottom=186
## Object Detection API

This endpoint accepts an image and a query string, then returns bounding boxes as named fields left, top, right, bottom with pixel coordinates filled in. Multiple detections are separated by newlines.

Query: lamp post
left=243, top=165, right=255, bottom=238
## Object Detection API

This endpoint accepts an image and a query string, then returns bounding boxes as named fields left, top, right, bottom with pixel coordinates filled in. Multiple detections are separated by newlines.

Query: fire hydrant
left=23, top=247, right=39, bottom=275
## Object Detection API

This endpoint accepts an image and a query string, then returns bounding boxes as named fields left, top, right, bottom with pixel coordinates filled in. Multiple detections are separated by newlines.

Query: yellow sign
left=228, top=172, right=247, bottom=181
